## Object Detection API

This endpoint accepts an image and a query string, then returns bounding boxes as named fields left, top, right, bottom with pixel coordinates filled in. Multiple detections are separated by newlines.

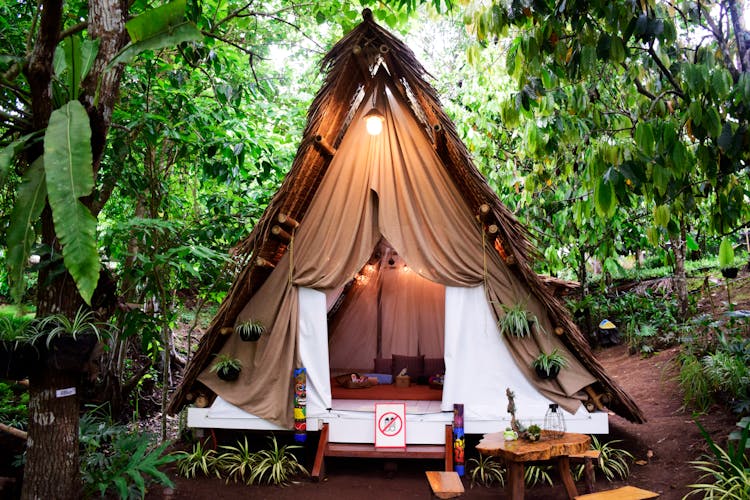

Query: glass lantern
left=543, top=403, right=566, bottom=439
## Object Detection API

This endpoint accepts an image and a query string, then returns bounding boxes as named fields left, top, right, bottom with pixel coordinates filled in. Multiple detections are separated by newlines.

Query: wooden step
left=575, top=485, right=659, bottom=499
left=425, top=471, right=464, bottom=499
left=326, top=442, right=446, bottom=459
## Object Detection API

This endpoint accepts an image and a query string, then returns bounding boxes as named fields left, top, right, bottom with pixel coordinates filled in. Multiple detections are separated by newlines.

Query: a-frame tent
left=168, top=10, right=644, bottom=437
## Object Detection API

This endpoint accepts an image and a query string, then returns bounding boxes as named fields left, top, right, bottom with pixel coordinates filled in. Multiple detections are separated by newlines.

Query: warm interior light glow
left=365, top=113, right=384, bottom=135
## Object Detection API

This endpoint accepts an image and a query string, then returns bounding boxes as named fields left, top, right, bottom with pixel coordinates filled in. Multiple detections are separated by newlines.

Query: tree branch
left=647, top=44, right=685, bottom=99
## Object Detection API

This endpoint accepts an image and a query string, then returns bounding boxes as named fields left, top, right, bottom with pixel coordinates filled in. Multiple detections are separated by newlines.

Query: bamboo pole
left=277, top=213, right=300, bottom=229
left=271, top=225, right=292, bottom=243
left=314, top=135, right=337, bottom=156
left=0, top=422, right=27, bottom=440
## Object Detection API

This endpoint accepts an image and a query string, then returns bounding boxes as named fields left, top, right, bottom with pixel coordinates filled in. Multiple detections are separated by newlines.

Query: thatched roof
left=168, top=10, right=644, bottom=423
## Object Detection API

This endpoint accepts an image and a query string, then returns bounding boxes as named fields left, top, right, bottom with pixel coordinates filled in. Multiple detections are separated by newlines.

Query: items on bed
left=334, top=372, right=378, bottom=388
left=373, top=355, right=446, bottom=385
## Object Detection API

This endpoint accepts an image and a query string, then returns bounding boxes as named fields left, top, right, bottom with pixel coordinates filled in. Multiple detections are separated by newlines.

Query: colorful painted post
left=453, top=403, right=465, bottom=476
left=293, top=367, right=307, bottom=443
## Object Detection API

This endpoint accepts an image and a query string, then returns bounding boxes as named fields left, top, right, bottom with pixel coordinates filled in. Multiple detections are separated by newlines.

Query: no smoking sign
left=375, top=403, right=406, bottom=448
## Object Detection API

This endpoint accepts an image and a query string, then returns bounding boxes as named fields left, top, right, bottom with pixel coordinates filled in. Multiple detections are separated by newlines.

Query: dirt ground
left=144, top=342, right=740, bottom=500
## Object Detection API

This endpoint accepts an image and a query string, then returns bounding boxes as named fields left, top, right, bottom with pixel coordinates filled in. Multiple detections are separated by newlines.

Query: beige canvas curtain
left=198, top=80, right=595, bottom=428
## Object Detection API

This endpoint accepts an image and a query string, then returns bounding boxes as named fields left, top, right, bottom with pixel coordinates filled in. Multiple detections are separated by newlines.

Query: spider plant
left=524, top=464, right=552, bottom=486
left=28, top=307, right=107, bottom=348
left=531, top=349, right=568, bottom=378
left=174, top=439, right=220, bottom=479
left=248, top=435, right=308, bottom=485
left=498, top=303, right=539, bottom=338
left=685, top=420, right=750, bottom=499
left=467, top=454, right=505, bottom=487
left=236, top=320, right=264, bottom=342
left=574, top=436, right=634, bottom=482
left=217, top=437, right=256, bottom=484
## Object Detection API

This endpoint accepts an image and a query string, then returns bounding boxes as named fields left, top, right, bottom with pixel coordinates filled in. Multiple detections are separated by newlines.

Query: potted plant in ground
left=498, top=303, right=539, bottom=338
left=236, top=320, right=264, bottom=342
left=211, top=354, right=242, bottom=381
left=719, top=236, right=738, bottom=279
left=531, top=349, right=568, bottom=379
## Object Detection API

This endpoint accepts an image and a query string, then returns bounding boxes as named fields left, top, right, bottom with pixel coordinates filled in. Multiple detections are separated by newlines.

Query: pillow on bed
left=391, top=354, right=424, bottom=379
left=423, top=358, right=445, bottom=376
left=373, top=357, right=392, bottom=375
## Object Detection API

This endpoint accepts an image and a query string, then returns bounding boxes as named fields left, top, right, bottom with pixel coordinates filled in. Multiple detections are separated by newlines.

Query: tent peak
left=362, top=8, right=373, bottom=21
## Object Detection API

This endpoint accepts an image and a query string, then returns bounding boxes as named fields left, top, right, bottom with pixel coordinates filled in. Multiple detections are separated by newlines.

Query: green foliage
left=467, top=454, right=505, bottom=488
left=217, top=437, right=256, bottom=484
left=174, top=439, right=219, bottom=479
left=210, top=353, right=242, bottom=373
left=79, top=411, right=176, bottom=499
left=5, top=158, right=46, bottom=303
left=216, top=435, right=307, bottom=486
left=111, top=0, right=202, bottom=67
left=675, top=352, right=714, bottom=413
left=524, top=464, right=552, bottom=487
left=531, top=349, right=567, bottom=376
left=26, top=307, right=109, bottom=348
left=720, top=237, right=736, bottom=270
left=0, top=381, right=29, bottom=431
left=249, top=435, right=308, bottom=485
left=497, top=303, right=536, bottom=338
left=685, top=420, right=750, bottom=498
left=44, top=100, right=99, bottom=304
left=577, top=437, right=634, bottom=482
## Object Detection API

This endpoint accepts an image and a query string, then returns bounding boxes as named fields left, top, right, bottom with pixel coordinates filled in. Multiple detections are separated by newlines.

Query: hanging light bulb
left=365, top=109, right=384, bottom=135
left=364, top=83, right=386, bottom=136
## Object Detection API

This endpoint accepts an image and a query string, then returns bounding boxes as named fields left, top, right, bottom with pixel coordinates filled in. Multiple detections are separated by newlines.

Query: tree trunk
left=23, top=366, right=81, bottom=500
left=671, top=219, right=689, bottom=318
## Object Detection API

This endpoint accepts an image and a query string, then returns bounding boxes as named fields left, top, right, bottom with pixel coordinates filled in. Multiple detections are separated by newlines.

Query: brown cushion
left=373, top=357, right=392, bottom=374
left=423, top=358, right=445, bottom=376
left=391, top=354, right=424, bottom=379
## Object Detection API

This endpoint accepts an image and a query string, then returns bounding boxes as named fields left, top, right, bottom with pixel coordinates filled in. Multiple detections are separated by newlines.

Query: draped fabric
left=197, top=80, right=595, bottom=428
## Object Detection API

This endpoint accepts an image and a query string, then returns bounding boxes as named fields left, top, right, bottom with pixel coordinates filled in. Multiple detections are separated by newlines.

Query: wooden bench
left=570, top=449, right=601, bottom=493
left=574, top=485, right=659, bottom=499
left=311, top=423, right=453, bottom=480
left=425, top=471, right=464, bottom=499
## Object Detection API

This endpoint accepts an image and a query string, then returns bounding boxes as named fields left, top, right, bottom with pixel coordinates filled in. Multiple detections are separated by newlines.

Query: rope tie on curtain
left=288, top=228, right=295, bottom=285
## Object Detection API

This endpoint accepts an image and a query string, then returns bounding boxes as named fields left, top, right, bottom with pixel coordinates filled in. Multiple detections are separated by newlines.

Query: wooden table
left=476, top=431, right=591, bottom=499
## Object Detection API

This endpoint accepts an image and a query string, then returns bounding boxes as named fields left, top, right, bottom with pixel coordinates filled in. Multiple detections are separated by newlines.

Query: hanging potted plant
left=210, top=354, right=242, bottom=381
left=236, top=320, right=264, bottom=342
left=0, top=315, right=39, bottom=379
left=531, top=349, right=568, bottom=379
left=498, top=303, right=540, bottom=338
left=719, top=237, right=738, bottom=279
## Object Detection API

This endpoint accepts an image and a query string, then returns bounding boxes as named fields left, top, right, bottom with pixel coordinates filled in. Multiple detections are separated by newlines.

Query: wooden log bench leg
left=311, top=422, right=329, bottom=481
left=444, top=424, right=453, bottom=472
left=571, top=449, right=601, bottom=494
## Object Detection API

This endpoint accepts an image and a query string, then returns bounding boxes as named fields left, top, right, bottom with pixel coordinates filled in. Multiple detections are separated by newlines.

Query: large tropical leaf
left=44, top=100, right=99, bottom=304
left=5, top=157, right=47, bottom=302
left=109, top=0, right=202, bottom=67
left=0, top=132, right=39, bottom=187
left=594, top=177, right=616, bottom=218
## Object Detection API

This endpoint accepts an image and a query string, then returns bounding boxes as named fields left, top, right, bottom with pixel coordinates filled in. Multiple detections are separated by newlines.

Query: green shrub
left=217, top=437, right=256, bottom=484
left=685, top=420, right=750, bottom=499
left=676, top=352, right=714, bottom=413
left=0, top=382, right=28, bottom=430
left=79, top=412, right=176, bottom=499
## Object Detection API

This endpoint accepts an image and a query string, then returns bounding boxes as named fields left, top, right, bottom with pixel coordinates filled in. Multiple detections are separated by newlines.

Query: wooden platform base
left=311, top=423, right=453, bottom=480
left=425, top=471, right=464, bottom=499
left=574, top=485, right=659, bottom=499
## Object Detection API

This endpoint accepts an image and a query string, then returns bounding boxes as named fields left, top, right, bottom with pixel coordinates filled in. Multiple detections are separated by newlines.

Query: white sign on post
left=375, top=403, right=406, bottom=449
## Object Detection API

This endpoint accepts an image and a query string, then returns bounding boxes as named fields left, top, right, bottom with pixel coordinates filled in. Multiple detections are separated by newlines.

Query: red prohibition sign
left=378, top=412, right=403, bottom=436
